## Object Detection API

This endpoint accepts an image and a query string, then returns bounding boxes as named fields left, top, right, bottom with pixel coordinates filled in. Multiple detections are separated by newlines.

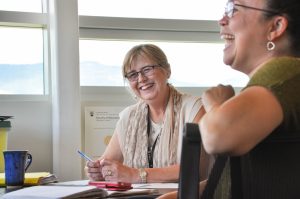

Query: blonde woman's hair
left=122, top=44, right=170, bottom=78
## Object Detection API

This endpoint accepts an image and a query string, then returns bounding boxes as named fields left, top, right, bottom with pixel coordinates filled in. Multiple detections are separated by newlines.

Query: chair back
left=177, top=123, right=201, bottom=199
left=177, top=123, right=231, bottom=199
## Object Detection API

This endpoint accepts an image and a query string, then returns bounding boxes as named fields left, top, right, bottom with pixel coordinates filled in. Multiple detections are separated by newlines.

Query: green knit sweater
left=211, top=57, right=300, bottom=199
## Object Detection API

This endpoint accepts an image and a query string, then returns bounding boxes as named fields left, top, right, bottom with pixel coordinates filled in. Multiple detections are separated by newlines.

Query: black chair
left=177, top=123, right=229, bottom=199
left=177, top=123, right=202, bottom=199
left=178, top=123, right=300, bottom=199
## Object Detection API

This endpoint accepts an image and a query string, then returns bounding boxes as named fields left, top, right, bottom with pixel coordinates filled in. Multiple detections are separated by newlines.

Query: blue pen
left=77, top=150, right=93, bottom=162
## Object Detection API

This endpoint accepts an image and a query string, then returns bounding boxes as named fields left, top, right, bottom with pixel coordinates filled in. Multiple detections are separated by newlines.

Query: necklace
left=147, top=106, right=163, bottom=168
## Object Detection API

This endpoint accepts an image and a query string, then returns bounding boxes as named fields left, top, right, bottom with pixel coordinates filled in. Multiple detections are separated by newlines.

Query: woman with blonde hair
left=85, top=44, right=208, bottom=183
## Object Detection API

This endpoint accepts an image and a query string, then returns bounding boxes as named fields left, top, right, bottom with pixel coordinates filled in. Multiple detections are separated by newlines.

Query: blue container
left=3, top=150, right=32, bottom=187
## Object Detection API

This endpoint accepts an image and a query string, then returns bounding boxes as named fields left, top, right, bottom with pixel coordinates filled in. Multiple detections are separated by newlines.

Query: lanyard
left=147, top=107, right=161, bottom=168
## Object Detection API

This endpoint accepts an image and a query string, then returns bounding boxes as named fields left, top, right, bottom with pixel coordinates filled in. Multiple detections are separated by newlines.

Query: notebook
left=0, top=172, right=58, bottom=186
left=2, top=185, right=106, bottom=199
left=2, top=184, right=158, bottom=199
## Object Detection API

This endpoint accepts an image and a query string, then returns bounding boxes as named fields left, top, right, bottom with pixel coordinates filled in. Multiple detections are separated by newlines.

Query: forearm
left=142, top=164, right=179, bottom=183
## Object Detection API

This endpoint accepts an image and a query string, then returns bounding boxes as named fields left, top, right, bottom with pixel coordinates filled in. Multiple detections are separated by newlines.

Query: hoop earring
left=267, top=41, right=275, bottom=51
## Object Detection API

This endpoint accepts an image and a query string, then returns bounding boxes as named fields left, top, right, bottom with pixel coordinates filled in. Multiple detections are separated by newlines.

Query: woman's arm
left=141, top=164, right=179, bottom=183
left=85, top=130, right=123, bottom=181
left=100, top=159, right=179, bottom=183
left=100, top=130, right=123, bottom=161
left=200, top=85, right=283, bottom=156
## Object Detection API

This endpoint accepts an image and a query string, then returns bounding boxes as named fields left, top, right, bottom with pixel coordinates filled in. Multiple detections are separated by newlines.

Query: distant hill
left=80, top=61, right=198, bottom=86
left=80, top=61, right=124, bottom=86
left=0, top=62, right=248, bottom=94
left=0, top=63, right=43, bottom=94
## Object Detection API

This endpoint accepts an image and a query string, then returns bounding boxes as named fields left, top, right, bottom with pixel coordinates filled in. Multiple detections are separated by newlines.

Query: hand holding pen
left=78, top=150, right=104, bottom=181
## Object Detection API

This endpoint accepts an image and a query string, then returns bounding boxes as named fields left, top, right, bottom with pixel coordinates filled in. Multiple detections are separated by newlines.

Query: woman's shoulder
left=179, top=93, right=202, bottom=118
left=181, top=93, right=201, bottom=105
left=119, top=102, right=144, bottom=119
left=116, top=104, right=139, bottom=136
left=248, top=56, right=300, bottom=87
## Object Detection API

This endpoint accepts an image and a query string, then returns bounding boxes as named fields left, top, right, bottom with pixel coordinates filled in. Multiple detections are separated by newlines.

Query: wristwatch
left=138, top=168, right=147, bottom=183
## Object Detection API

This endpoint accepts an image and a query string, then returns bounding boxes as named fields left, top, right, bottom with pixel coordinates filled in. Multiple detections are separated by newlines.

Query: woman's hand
left=85, top=160, right=104, bottom=181
left=202, top=84, right=235, bottom=112
left=100, top=159, right=139, bottom=183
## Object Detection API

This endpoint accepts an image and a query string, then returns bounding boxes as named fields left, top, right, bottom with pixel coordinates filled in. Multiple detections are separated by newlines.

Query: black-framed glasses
left=125, top=64, right=161, bottom=82
left=224, top=1, right=280, bottom=18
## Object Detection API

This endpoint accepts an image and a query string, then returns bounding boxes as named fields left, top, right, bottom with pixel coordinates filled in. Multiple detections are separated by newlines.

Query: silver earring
left=267, top=41, right=275, bottom=51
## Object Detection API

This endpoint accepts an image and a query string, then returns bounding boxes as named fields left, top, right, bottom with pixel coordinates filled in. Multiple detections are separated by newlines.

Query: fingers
left=100, top=159, right=116, bottom=181
left=100, top=159, right=136, bottom=182
left=85, top=160, right=104, bottom=181
left=202, top=84, right=235, bottom=112
left=86, top=160, right=101, bottom=172
left=102, top=168, right=118, bottom=181
left=100, top=158, right=115, bottom=166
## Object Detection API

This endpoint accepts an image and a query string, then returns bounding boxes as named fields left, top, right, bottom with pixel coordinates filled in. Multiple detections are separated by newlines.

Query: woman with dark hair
left=160, top=0, right=300, bottom=198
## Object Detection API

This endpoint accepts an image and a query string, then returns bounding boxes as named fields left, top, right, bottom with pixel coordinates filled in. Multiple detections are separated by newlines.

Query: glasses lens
left=126, top=72, right=138, bottom=81
left=142, top=66, right=154, bottom=75
left=126, top=65, right=157, bottom=82
left=225, top=1, right=234, bottom=18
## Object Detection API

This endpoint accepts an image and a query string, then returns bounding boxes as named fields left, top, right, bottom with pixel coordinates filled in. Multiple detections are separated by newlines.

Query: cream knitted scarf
left=123, top=85, right=182, bottom=168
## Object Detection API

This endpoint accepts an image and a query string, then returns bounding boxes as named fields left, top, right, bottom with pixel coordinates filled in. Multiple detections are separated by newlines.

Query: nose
left=219, top=15, right=229, bottom=26
left=137, top=72, right=147, bottom=82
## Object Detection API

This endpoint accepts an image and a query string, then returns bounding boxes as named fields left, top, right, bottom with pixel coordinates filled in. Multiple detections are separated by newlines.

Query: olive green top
left=246, top=56, right=300, bottom=135
left=211, top=57, right=300, bottom=199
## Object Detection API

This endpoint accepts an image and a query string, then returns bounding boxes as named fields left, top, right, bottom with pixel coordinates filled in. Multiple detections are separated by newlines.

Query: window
left=0, top=0, right=42, bottom=13
left=0, top=27, right=44, bottom=94
left=78, top=0, right=226, bottom=20
left=80, top=40, right=249, bottom=87
left=78, top=0, right=248, bottom=88
left=0, top=0, right=46, bottom=95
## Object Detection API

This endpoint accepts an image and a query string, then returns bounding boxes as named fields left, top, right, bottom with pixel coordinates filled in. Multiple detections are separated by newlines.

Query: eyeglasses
left=224, top=1, right=280, bottom=18
left=125, top=64, right=161, bottom=82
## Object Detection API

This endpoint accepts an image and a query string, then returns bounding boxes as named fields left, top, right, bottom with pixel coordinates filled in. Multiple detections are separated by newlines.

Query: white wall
left=1, top=99, right=52, bottom=172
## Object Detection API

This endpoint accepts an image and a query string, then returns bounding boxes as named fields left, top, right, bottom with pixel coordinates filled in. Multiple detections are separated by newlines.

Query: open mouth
left=139, top=83, right=154, bottom=91
left=221, top=33, right=235, bottom=49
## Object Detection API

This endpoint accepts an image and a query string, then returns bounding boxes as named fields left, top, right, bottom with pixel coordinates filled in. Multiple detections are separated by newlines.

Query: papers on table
left=133, top=182, right=178, bottom=189
left=48, top=180, right=89, bottom=186
left=2, top=185, right=107, bottom=199
left=2, top=181, right=167, bottom=199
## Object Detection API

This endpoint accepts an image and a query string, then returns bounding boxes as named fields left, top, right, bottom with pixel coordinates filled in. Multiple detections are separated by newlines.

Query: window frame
left=79, top=16, right=221, bottom=42
left=0, top=9, right=48, bottom=99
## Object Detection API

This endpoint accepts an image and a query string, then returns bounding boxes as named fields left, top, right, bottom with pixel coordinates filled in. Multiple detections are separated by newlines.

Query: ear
left=268, top=16, right=288, bottom=41
left=164, top=64, right=171, bottom=78
left=167, top=68, right=171, bottom=78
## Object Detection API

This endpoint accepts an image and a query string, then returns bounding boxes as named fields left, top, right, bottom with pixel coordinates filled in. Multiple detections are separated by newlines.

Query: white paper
left=2, top=185, right=160, bottom=199
left=132, top=182, right=178, bottom=189
left=48, top=180, right=89, bottom=186
left=2, top=185, right=106, bottom=199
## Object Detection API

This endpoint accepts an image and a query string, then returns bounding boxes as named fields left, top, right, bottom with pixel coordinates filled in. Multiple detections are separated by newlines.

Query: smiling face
left=128, top=54, right=170, bottom=104
left=219, top=0, right=273, bottom=75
